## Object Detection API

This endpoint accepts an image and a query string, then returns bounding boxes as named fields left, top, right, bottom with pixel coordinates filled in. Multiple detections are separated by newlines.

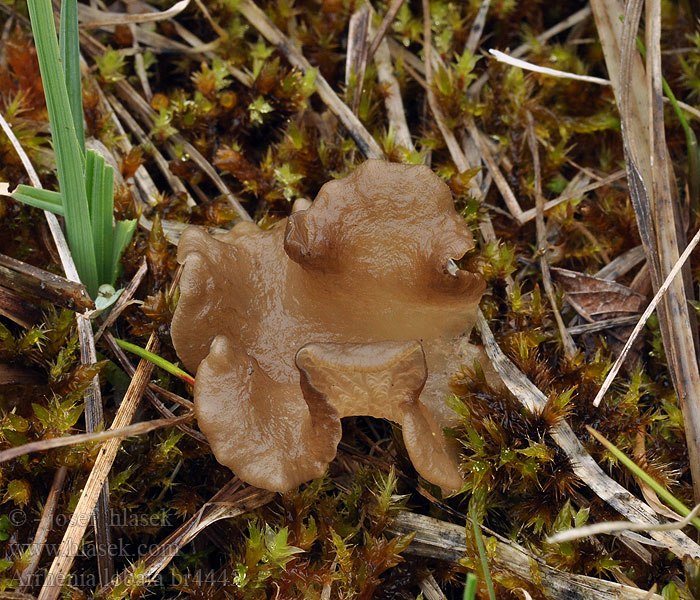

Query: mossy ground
left=0, top=0, right=699, bottom=598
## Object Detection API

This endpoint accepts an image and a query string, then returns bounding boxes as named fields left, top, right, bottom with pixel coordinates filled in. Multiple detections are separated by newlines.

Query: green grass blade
left=113, top=338, right=195, bottom=386
left=99, top=162, right=115, bottom=284
left=85, top=147, right=95, bottom=202
left=587, top=426, right=700, bottom=532
left=111, top=219, right=136, bottom=286
left=463, top=573, right=478, bottom=600
left=91, top=154, right=104, bottom=282
left=27, top=0, right=98, bottom=297
left=11, top=185, right=64, bottom=215
left=59, top=0, right=85, bottom=156
left=87, top=150, right=107, bottom=282
left=469, top=499, right=496, bottom=600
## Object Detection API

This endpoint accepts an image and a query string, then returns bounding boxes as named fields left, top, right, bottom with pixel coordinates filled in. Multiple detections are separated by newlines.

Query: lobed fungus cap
left=171, top=160, right=486, bottom=492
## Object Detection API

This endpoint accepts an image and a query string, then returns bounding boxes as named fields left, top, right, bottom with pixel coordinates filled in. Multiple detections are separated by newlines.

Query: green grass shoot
left=587, top=426, right=700, bottom=533
left=113, top=338, right=195, bottom=386
left=469, top=497, right=496, bottom=600
left=17, top=0, right=136, bottom=299
left=463, top=573, right=478, bottom=600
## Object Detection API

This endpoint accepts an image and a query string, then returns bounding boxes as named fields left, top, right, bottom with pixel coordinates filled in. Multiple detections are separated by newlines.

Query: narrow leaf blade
left=87, top=150, right=106, bottom=282
left=99, top=162, right=115, bottom=284
left=27, top=0, right=98, bottom=296
left=11, top=185, right=65, bottom=215
left=111, top=219, right=136, bottom=285
left=59, top=0, right=85, bottom=155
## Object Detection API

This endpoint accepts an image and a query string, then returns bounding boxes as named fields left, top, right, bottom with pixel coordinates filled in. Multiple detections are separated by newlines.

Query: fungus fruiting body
left=171, top=160, right=486, bottom=492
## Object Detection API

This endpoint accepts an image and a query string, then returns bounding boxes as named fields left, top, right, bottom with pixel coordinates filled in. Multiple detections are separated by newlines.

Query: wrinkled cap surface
left=171, top=159, right=487, bottom=492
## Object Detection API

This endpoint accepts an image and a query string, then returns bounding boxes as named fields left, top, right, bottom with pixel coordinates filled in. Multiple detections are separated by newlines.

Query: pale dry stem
left=592, top=224, right=700, bottom=407
left=390, top=512, right=666, bottom=600
left=18, top=467, right=67, bottom=592
left=366, top=0, right=405, bottom=64
left=526, top=111, right=577, bottom=358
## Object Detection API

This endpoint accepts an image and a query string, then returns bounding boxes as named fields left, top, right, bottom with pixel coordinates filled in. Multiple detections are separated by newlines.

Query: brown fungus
left=171, top=160, right=487, bottom=492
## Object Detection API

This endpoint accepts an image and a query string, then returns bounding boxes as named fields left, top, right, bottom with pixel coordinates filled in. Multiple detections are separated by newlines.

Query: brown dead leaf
left=551, top=267, right=646, bottom=321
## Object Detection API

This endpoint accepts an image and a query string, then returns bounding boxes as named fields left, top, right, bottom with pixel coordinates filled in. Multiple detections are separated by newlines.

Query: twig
left=488, top=49, right=611, bottom=85
left=567, top=316, right=639, bottom=336
left=0, top=112, right=76, bottom=279
left=469, top=6, right=593, bottom=96
left=148, top=383, right=194, bottom=410
left=191, top=0, right=228, bottom=39
left=77, top=0, right=189, bottom=28
left=418, top=0, right=509, bottom=273
left=366, top=0, right=404, bottom=65
left=0, top=289, right=42, bottom=328
left=77, top=309, right=113, bottom=585
left=518, top=170, right=626, bottom=223
left=348, top=6, right=370, bottom=115
left=0, top=414, right=190, bottom=464
left=510, top=6, right=593, bottom=60
left=130, top=25, right=153, bottom=101
left=370, top=6, right=414, bottom=152
left=418, top=574, right=447, bottom=600
left=526, top=111, right=576, bottom=358
left=547, top=503, right=700, bottom=545
left=594, top=245, right=645, bottom=281
left=387, top=37, right=427, bottom=79
left=104, top=92, right=194, bottom=206
left=85, top=72, right=161, bottom=205
left=113, top=78, right=251, bottom=219
left=465, top=118, right=523, bottom=220
left=103, top=331, right=206, bottom=444
left=465, top=0, right=491, bottom=53
left=415, top=2, right=514, bottom=295
left=646, top=0, right=700, bottom=505
left=116, top=21, right=217, bottom=54
left=389, top=512, right=665, bottom=600
left=597, top=0, right=700, bottom=504
left=81, top=29, right=251, bottom=220
left=169, top=19, right=251, bottom=86
left=0, top=253, right=93, bottom=312
left=487, top=49, right=700, bottom=121
left=421, top=1, right=470, bottom=174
